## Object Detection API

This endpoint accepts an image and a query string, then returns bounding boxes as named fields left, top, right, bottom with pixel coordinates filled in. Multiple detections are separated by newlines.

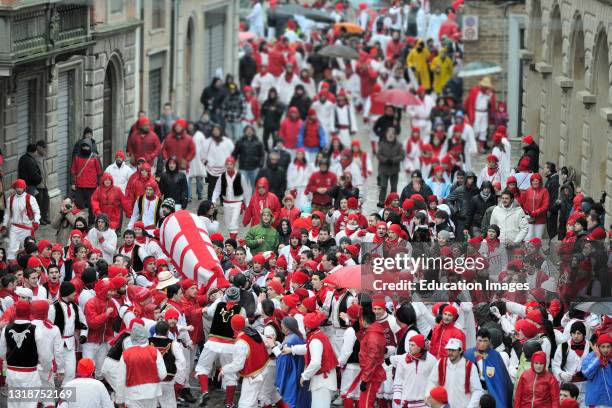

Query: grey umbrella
left=318, top=44, right=360, bottom=60
left=575, top=301, right=612, bottom=315
left=273, top=4, right=335, bottom=23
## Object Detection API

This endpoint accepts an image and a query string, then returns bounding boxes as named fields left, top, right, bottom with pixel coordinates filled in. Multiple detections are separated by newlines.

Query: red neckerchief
left=311, top=226, right=320, bottom=238
left=121, top=242, right=135, bottom=253
left=420, top=156, right=434, bottom=165
left=333, top=288, right=346, bottom=301
left=485, top=237, right=500, bottom=252
left=373, top=233, right=386, bottom=243
left=432, top=144, right=443, bottom=156
left=332, top=150, right=341, bottom=160
left=386, top=237, right=399, bottom=248
left=47, top=281, right=60, bottom=299
left=294, top=159, right=306, bottom=168
left=289, top=244, right=301, bottom=262
left=135, top=236, right=147, bottom=245
left=227, top=170, right=236, bottom=178
left=405, top=351, right=424, bottom=364
left=601, top=353, right=611, bottom=367
left=486, top=167, right=497, bottom=176
left=345, top=224, right=358, bottom=237
left=285, top=72, right=294, bottom=82
left=226, top=301, right=237, bottom=311
left=406, top=137, right=421, bottom=154
left=570, top=340, right=586, bottom=357
left=31, top=286, right=39, bottom=296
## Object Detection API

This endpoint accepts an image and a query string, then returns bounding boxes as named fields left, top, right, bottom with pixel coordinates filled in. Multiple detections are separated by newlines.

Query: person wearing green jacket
left=245, top=207, right=279, bottom=254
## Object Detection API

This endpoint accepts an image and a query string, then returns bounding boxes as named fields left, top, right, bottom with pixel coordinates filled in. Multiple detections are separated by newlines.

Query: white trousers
left=311, top=388, right=333, bottom=408
left=59, top=347, right=76, bottom=385
left=7, top=226, right=31, bottom=260
left=126, top=398, right=157, bottom=408
left=331, top=328, right=346, bottom=357
left=194, top=343, right=237, bottom=387
left=474, top=111, right=489, bottom=141
left=525, top=224, right=545, bottom=241
left=223, top=202, right=242, bottom=234
left=157, top=382, right=177, bottom=408
left=7, top=369, right=41, bottom=408
left=82, top=342, right=110, bottom=379
left=260, top=359, right=281, bottom=405
left=101, top=357, right=124, bottom=403
left=340, top=363, right=360, bottom=399
left=238, top=373, right=264, bottom=408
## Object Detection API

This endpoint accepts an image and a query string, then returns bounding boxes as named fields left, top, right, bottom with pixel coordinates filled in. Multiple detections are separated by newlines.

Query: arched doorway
left=103, top=63, right=115, bottom=167
left=184, top=18, right=194, bottom=119
left=568, top=16, right=585, bottom=179
left=546, top=6, right=562, bottom=164
left=590, top=31, right=609, bottom=195
left=525, top=0, right=542, bottom=137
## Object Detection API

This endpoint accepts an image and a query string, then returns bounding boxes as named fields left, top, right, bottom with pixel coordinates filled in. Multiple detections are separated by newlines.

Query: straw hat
left=479, top=76, right=493, bottom=88
left=156, top=271, right=179, bottom=290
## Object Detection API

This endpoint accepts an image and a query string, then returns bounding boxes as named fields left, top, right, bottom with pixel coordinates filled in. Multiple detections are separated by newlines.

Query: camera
left=65, top=204, right=72, bottom=210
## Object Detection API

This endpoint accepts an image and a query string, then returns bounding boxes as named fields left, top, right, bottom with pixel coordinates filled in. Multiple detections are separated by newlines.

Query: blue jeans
left=190, top=176, right=204, bottom=199
left=240, top=169, right=259, bottom=203
left=226, top=121, right=243, bottom=141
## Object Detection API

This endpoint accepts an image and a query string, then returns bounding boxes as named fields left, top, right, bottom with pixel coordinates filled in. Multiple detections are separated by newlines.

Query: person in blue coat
left=582, top=332, right=612, bottom=407
left=274, top=316, right=311, bottom=408
left=464, top=328, right=513, bottom=408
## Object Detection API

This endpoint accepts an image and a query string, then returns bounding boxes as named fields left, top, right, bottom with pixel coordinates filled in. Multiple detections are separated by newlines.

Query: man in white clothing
left=149, top=320, right=187, bottom=408
left=252, top=64, right=277, bottom=104
left=311, top=91, right=336, bottom=146
left=1, top=179, right=41, bottom=260
left=212, top=157, right=248, bottom=240
left=128, top=183, right=162, bottom=231
left=427, top=338, right=484, bottom=408
left=333, top=89, right=358, bottom=147
left=201, top=126, right=236, bottom=203
left=59, top=358, right=114, bottom=408
left=247, top=0, right=265, bottom=37
left=104, top=150, right=134, bottom=194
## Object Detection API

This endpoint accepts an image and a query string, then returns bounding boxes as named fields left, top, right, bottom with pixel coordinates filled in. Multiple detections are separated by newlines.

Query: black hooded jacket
left=159, top=157, right=188, bottom=208
left=256, top=158, right=287, bottom=199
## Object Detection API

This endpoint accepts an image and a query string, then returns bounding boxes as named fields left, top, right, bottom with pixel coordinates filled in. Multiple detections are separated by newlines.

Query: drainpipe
left=169, top=0, right=177, bottom=107
left=138, top=0, right=144, bottom=113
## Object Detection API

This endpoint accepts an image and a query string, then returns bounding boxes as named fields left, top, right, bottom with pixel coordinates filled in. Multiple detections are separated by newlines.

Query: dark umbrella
left=273, top=4, right=335, bottom=23
left=318, top=44, right=360, bottom=60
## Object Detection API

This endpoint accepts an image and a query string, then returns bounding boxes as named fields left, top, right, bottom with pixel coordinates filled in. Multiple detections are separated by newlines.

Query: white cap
left=445, top=338, right=462, bottom=350
left=15, top=287, right=33, bottom=299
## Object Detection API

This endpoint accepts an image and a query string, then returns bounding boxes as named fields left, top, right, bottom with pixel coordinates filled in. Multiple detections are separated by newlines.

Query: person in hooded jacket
left=447, top=171, right=479, bottom=235
left=158, top=157, right=189, bottom=209
left=243, top=177, right=281, bottom=227
left=232, top=125, right=265, bottom=203
left=86, top=214, right=117, bottom=263
left=377, top=127, right=405, bottom=208
left=90, top=173, right=130, bottom=231
left=70, top=139, right=103, bottom=224
left=126, top=116, right=161, bottom=168
left=514, top=351, right=560, bottom=408
left=289, top=84, right=312, bottom=120
left=200, top=77, right=227, bottom=125
left=468, top=180, right=497, bottom=237
left=521, top=173, right=550, bottom=241
left=518, top=135, right=540, bottom=173
left=104, top=150, right=134, bottom=194
left=124, top=162, right=160, bottom=215
left=279, top=106, right=303, bottom=157
left=245, top=208, right=280, bottom=255
left=260, top=87, right=285, bottom=153
left=256, top=151, right=287, bottom=200
left=161, top=118, right=196, bottom=172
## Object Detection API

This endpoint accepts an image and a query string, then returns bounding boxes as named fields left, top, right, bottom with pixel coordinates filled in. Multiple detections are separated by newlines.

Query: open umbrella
left=333, top=22, right=365, bottom=35
left=318, top=44, right=360, bottom=60
left=458, top=61, right=503, bottom=78
left=273, top=4, right=335, bottom=23
left=575, top=301, right=612, bottom=316
left=322, top=264, right=362, bottom=289
left=239, top=31, right=256, bottom=43
left=373, top=89, right=422, bottom=107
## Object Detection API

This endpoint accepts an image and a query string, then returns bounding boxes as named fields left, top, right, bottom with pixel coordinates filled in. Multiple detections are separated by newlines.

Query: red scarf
left=46, top=281, right=61, bottom=299
left=227, top=170, right=236, bottom=178
left=570, top=340, right=586, bottom=357
left=289, top=244, right=301, bottom=262
left=405, top=351, right=424, bottom=371
left=344, top=224, right=358, bottom=237
left=294, top=159, right=306, bottom=168
left=121, top=242, right=135, bottom=254
left=438, top=357, right=472, bottom=394
left=485, top=237, right=499, bottom=253
left=135, top=236, right=147, bottom=245
left=486, top=167, right=497, bottom=176
left=406, top=138, right=421, bottom=155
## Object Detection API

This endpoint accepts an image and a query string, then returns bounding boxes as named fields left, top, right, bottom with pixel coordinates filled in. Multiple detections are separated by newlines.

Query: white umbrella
left=458, top=61, right=503, bottom=78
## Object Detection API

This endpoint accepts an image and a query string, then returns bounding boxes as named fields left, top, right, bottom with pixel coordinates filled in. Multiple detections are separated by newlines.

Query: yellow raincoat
left=406, top=41, right=431, bottom=91
left=430, top=51, right=454, bottom=94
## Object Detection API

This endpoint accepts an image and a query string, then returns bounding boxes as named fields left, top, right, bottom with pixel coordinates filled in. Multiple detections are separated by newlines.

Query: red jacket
left=90, top=174, right=130, bottom=229
left=71, top=155, right=102, bottom=188
left=279, top=116, right=303, bottom=149
left=305, top=171, right=337, bottom=206
left=84, top=281, right=118, bottom=344
left=243, top=191, right=281, bottom=227
left=464, top=86, right=496, bottom=125
left=438, top=16, right=459, bottom=42
left=521, top=174, right=550, bottom=225
left=359, top=322, right=387, bottom=383
left=180, top=295, right=205, bottom=345
left=429, top=321, right=466, bottom=358
left=268, top=47, right=286, bottom=77
left=127, top=129, right=161, bottom=166
left=278, top=206, right=300, bottom=224
left=386, top=39, right=402, bottom=60
left=125, top=163, right=161, bottom=215
left=357, top=59, right=378, bottom=98
left=161, top=131, right=196, bottom=170
left=514, top=362, right=560, bottom=408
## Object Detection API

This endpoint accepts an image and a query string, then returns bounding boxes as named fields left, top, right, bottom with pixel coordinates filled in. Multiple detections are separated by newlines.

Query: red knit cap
left=531, top=350, right=546, bottom=364
left=347, top=197, right=359, bottom=209
left=267, top=279, right=284, bottom=295
left=231, top=314, right=246, bottom=333
left=410, top=334, right=426, bottom=349
left=276, top=256, right=288, bottom=269
left=253, top=253, right=266, bottom=265
left=526, top=309, right=543, bottom=325
left=516, top=319, right=538, bottom=338
left=442, top=304, right=458, bottom=319
left=12, top=179, right=26, bottom=189
left=429, top=386, right=448, bottom=404
left=282, top=294, right=300, bottom=309
left=37, top=240, right=51, bottom=254
left=487, top=154, right=499, bottom=163
left=402, top=199, right=415, bottom=210
left=181, top=279, right=196, bottom=291
left=522, top=135, right=534, bottom=144
left=302, top=296, right=317, bottom=312
left=76, top=358, right=96, bottom=378
left=15, top=301, right=30, bottom=320
left=165, top=309, right=180, bottom=320
left=597, top=333, right=612, bottom=346
left=303, top=311, right=325, bottom=329
left=291, top=271, right=309, bottom=285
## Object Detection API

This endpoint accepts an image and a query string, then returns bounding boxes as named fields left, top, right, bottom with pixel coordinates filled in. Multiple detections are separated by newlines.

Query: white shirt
left=277, top=74, right=301, bottom=105
left=0, top=319, right=53, bottom=372
left=311, top=99, right=336, bottom=135
left=104, top=162, right=135, bottom=193
left=201, top=137, right=235, bottom=177
left=128, top=197, right=160, bottom=230
left=391, top=351, right=437, bottom=402
left=212, top=172, right=247, bottom=204
left=427, top=357, right=483, bottom=408
left=32, top=319, right=63, bottom=373
left=87, top=227, right=118, bottom=263
left=118, top=344, right=167, bottom=401
left=59, top=378, right=114, bottom=408
left=299, top=338, right=338, bottom=391
left=252, top=72, right=278, bottom=103
left=48, top=300, right=87, bottom=351
left=3, top=192, right=40, bottom=227
left=337, top=327, right=358, bottom=366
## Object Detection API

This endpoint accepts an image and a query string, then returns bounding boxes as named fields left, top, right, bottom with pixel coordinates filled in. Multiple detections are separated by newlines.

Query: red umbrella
left=322, top=264, right=362, bottom=289
left=239, top=31, right=256, bottom=43
left=373, top=89, right=422, bottom=107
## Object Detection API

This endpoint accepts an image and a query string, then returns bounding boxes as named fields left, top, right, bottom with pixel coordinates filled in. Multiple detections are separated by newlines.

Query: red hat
left=30, top=300, right=50, bottom=320
left=486, top=154, right=499, bottom=163
left=411, top=194, right=425, bottom=203
left=304, top=260, right=318, bottom=272
left=427, top=194, right=438, bottom=203
left=287, top=20, right=297, bottom=30
left=253, top=253, right=266, bottom=265
left=27, top=256, right=43, bottom=269
left=410, top=334, right=426, bottom=349
left=37, top=239, right=51, bottom=253
left=372, top=298, right=386, bottom=309
left=468, top=236, right=483, bottom=248
left=51, top=243, right=63, bottom=253
left=134, top=221, right=145, bottom=230
left=225, top=156, right=236, bottom=165
left=359, top=2, right=367, bottom=10
left=143, top=256, right=156, bottom=268
left=181, top=279, right=196, bottom=291
left=282, top=294, right=299, bottom=309
left=275, top=256, right=288, bottom=269
left=291, top=271, right=309, bottom=286
left=174, top=118, right=188, bottom=130
left=303, top=311, right=325, bottom=329
left=388, top=224, right=402, bottom=235
left=531, top=350, right=546, bottom=364
left=12, top=179, right=26, bottom=189
left=127, top=285, right=150, bottom=304
left=110, top=276, right=127, bottom=290
left=210, top=233, right=225, bottom=242
left=290, top=229, right=302, bottom=239
left=492, top=181, right=502, bottom=190
left=294, top=287, right=309, bottom=300
left=345, top=244, right=359, bottom=258
left=402, top=199, right=414, bottom=211
left=507, top=259, right=523, bottom=270
left=347, top=197, right=359, bottom=209
left=244, top=85, right=253, bottom=93
left=433, top=165, right=444, bottom=174
left=347, top=213, right=360, bottom=223
left=522, top=135, right=534, bottom=144
left=108, top=266, right=128, bottom=278
left=268, top=279, right=284, bottom=295
left=492, top=133, right=503, bottom=144
left=302, top=296, right=317, bottom=312
left=516, top=319, right=538, bottom=338
left=115, top=150, right=126, bottom=160
left=137, top=116, right=150, bottom=126
left=597, top=333, right=612, bottom=345
left=429, top=386, right=448, bottom=404
left=164, top=309, right=180, bottom=320
left=15, top=300, right=30, bottom=320
left=528, top=237, right=542, bottom=248
left=526, top=308, right=543, bottom=325
left=76, top=358, right=96, bottom=378
left=442, top=304, right=458, bottom=318
left=307, top=108, right=317, bottom=116
left=335, top=2, right=343, bottom=10
left=231, top=314, right=246, bottom=332
left=347, top=304, right=362, bottom=321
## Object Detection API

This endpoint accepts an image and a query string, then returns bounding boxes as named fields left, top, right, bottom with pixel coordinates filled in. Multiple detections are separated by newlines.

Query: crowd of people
left=0, top=0, right=610, bottom=407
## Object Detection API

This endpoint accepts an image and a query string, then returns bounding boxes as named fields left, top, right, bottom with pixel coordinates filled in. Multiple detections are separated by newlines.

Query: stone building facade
left=522, top=0, right=612, bottom=215
left=0, top=0, right=139, bottom=211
